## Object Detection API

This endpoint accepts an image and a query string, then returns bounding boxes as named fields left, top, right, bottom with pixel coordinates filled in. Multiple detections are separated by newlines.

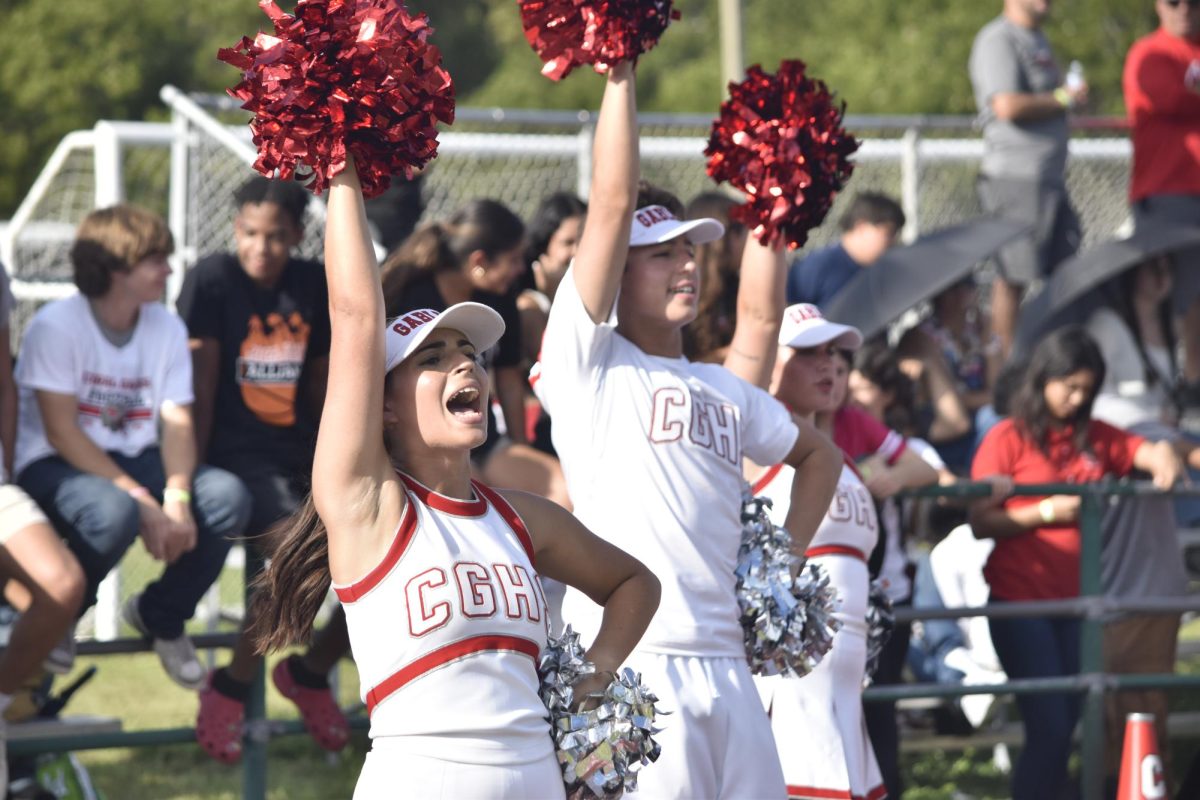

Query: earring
left=472, top=266, right=486, bottom=278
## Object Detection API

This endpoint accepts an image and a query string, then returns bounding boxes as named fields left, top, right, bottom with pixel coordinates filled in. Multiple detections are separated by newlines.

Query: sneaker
left=43, top=625, right=77, bottom=675
left=122, top=593, right=206, bottom=691
left=272, top=657, right=350, bottom=752
left=196, top=672, right=244, bottom=764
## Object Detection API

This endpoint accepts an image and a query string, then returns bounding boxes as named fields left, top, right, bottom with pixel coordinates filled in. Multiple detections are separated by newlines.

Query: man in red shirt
left=1124, top=0, right=1200, bottom=408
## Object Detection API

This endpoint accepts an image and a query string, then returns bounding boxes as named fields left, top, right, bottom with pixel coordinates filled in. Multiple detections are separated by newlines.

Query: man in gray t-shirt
left=969, top=0, right=1087, bottom=358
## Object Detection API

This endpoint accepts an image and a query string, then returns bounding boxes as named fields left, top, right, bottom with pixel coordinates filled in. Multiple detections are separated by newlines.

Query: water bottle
left=1066, top=60, right=1086, bottom=92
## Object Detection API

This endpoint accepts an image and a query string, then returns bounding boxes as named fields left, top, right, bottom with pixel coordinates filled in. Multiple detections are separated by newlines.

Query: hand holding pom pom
left=539, top=626, right=664, bottom=799
left=218, top=0, right=454, bottom=197
left=519, top=0, right=681, bottom=81
left=735, top=491, right=841, bottom=677
left=706, top=61, right=859, bottom=249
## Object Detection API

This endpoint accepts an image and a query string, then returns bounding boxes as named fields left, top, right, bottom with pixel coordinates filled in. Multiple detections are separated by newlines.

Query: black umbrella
left=823, top=217, right=1029, bottom=339
left=1014, top=221, right=1200, bottom=353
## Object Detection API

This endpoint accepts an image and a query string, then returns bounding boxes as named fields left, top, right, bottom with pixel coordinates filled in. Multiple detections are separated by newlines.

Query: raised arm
left=572, top=62, right=639, bottom=323
left=723, top=236, right=786, bottom=388
left=311, top=160, right=393, bottom=534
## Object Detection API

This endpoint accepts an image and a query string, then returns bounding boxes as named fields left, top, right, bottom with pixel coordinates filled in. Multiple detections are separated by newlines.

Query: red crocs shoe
left=196, top=673, right=244, bottom=764
left=272, top=657, right=350, bottom=752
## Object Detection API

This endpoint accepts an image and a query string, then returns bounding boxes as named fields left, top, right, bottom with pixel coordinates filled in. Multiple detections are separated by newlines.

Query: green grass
left=21, top=540, right=374, bottom=798
left=60, top=652, right=366, bottom=800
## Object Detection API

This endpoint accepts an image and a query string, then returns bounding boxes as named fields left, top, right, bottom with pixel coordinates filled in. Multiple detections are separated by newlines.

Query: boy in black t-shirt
left=177, top=177, right=350, bottom=763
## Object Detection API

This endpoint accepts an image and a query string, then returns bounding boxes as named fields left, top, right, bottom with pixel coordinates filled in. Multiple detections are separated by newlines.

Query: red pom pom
left=218, top=0, right=455, bottom=197
left=519, top=0, right=681, bottom=81
left=705, top=61, right=859, bottom=250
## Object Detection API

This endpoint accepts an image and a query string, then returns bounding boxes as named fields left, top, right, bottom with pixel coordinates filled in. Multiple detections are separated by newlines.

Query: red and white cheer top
left=752, top=458, right=879, bottom=626
left=333, top=474, right=552, bottom=764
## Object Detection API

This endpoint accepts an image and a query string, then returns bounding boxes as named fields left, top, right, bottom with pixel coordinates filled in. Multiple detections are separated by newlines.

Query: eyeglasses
left=1164, top=0, right=1200, bottom=9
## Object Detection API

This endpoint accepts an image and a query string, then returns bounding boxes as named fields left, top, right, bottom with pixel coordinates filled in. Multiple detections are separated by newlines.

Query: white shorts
left=354, top=739, right=565, bottom=800
left=624, top=651, right=787, bottom=800
left=0, top=484, right=49, bottom=546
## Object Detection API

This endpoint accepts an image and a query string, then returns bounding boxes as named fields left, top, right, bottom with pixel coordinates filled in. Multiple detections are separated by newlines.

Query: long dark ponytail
left=248, top=495, right=331, bottom=654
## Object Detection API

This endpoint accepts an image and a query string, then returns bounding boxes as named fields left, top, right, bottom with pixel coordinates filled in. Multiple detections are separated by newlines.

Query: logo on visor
left=635, top=206, right=676, bottom=228
left=787, top=304, right=824, bottom=323
left=391, top=309, right=440, bottom=337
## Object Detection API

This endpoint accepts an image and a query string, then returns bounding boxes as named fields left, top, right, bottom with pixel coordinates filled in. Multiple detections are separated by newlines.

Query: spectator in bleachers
left=1074, top=253, right=1192, bottom=793
left=13, top=206, right=251, bottom=692
left=176, top=177, right=351, bottom=764
left=785, top=193, right=904, bottom=309
left=1124, top=0, right=1200, bottom=418
left=969, top=326, right=1183, bottom=800
left=517, top=191, right=586, bottom=369
left=382, top=201, right=571, bottom=510
left=0, top=260, right=84, bottom=789
left=1086, top=255, right=1179, bottom=435
left=899, top=279, right=1001, bottom=472
left=516, top=191, right=586, bottom=461
left=681, top=191, right=748, bottom=364
left=970, top=0, right=1086, bottom=359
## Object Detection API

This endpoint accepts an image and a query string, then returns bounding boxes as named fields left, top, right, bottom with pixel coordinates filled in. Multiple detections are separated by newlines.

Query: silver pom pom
left=863, top=579, right=895, bottom=686
left=736, top=491, right=841, bottom=677
left=538, top=626, right=664, bottom=799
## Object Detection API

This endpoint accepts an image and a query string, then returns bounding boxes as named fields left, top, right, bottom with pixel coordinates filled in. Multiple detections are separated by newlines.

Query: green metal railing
left=9, top=480, right=1200, bottom=800
left=864, top=480, right=1200, bottom=800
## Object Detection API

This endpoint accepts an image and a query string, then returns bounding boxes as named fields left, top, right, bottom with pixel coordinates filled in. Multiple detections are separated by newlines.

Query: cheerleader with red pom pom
left=525, top=16, right=844, bottom=800
left=700, top=62, right=890, bottom=800
left=221, top=3, right=661, bottom=798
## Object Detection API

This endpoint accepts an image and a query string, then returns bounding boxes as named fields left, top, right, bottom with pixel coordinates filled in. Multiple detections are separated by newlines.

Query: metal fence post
left=576, top=121, right=595, bottom=201
left=900, top=126, right=921, bottom=243
left=1079, top=488, right=1106, bottom=800
left=243, top=547, right=268, bottom=800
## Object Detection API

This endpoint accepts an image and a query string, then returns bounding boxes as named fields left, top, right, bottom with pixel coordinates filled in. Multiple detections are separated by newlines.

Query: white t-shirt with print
left=531, top=268, right=799, bottom=657
left=14, top=293, right=194, bottom=477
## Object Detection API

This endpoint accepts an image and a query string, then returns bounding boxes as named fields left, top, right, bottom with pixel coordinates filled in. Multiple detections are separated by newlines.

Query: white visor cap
left=779, top=303, right=864, bottom=351
left=385, top=303, right=506, bottom=373
left=629, top=204, right=725, bottom=248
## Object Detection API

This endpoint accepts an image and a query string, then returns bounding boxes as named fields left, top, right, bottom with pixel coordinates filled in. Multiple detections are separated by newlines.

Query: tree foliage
left=0, top=0, right=1163, bottom=216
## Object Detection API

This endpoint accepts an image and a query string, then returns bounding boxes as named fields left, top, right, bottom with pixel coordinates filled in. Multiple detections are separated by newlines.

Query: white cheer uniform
left=752, top=460, right=887, bottom=800
left=532, top=268, right=799, bottom=799
left=334, top=473, right=561, bottom=800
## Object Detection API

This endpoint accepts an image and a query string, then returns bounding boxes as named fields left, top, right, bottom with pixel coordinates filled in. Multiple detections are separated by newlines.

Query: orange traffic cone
left=1117, top=713, right=1168, bottom=800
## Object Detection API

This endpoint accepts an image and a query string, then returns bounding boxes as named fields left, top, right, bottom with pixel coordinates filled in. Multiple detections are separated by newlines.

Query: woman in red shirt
left=970, top=326, right=1181, bottom=800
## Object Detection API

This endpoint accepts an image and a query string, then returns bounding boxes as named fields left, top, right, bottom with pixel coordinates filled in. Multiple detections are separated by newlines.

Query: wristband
left=127, top=485, right=152, bottom=500
left=1053, top=87, right=1072, bottom=109
left=1038, top=497, right=1057, bottom=524
left=164, top=487, right=192, bottom=505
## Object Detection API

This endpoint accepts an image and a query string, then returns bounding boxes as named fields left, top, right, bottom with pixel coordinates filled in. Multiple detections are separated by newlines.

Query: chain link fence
left=0, top=90, right=1135, bottom=639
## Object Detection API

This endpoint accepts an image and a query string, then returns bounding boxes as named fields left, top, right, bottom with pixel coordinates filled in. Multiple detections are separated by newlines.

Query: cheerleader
left=252, top=159, right=660, bottom=799
left=748, top=303, right=887, bottom=800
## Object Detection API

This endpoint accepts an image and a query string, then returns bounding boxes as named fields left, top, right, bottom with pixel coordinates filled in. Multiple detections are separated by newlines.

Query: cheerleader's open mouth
left=446, top=385, right=484, bottom=424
